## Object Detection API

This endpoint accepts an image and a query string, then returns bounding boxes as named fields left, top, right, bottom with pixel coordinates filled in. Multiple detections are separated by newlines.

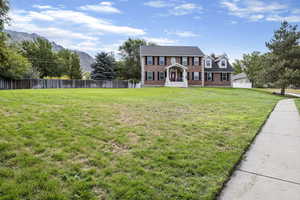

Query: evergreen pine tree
left=91, top=52, right=116, bottom=80
left=265, top=21, right=300, bottom=95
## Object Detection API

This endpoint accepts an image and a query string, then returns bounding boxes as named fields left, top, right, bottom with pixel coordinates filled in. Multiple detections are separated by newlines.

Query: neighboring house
left=140, top=46, right=234, bottom=87
left=232, top=72, right=253, bottom=88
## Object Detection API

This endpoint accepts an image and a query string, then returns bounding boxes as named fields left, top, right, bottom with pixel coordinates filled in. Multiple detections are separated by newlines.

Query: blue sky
left=7, top=0, right=300, bottom=60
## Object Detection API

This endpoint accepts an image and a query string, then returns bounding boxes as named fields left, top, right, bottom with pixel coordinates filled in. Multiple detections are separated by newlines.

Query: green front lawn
left=0, top=88, right=281, bottom=200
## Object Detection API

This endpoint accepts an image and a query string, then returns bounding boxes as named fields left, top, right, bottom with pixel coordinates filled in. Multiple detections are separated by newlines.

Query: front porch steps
left=165, top=81, right=188, bottom=88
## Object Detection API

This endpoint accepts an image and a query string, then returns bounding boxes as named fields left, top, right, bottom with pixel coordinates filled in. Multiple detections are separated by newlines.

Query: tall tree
left=265, top=21, right=300, bottom=95
left=91, top=52, right=116, bottom=80
left=232, top=59, right=243, bottom=75
left=241, top=51, right=265, bottom=87
left=58, top=49, right=82, bottom=79
left=0, top=0, right=9, bottom=31
left=70, top=53, right=82, bottom=79
left=21, top=38, right=64, bottom=78
left=118, top=38, right=155, bottom=80
left=0, top=46, right=32, bottom=79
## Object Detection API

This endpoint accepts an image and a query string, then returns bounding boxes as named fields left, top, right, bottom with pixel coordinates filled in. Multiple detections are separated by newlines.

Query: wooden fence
left=0, top=79, right=133, bottom=90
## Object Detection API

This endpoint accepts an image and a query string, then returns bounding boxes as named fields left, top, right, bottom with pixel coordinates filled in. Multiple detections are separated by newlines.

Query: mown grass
left=0, top=88, right=281, bottom=200
left=261, top=88, right=300, bottom=94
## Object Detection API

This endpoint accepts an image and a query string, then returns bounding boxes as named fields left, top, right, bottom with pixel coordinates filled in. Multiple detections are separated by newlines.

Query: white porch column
left=183, top=69, right=188, bottom=87
left=166, top=67, right=170, bottom=85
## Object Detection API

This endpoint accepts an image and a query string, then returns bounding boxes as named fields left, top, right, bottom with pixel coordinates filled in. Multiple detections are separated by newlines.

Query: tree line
left=232, top=21, right=300, bottom=95
left=0, top=1, right=82, bottom=80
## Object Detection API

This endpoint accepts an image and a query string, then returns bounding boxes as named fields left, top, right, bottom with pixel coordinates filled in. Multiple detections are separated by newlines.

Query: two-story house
left=140, top=45, right=234, bottom=87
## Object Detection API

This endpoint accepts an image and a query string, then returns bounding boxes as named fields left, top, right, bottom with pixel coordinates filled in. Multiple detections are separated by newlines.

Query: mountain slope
left=5, top=30, right=94, bottom=72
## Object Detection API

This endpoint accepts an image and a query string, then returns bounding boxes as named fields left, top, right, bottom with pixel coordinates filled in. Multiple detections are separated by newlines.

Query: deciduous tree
left=0, top=46, right=32, bottom=79
left=58, top=49, right=82, bottom=79
left=118, top=38, right=155, bottom=80
left=21, top=38, right=64, bottom=78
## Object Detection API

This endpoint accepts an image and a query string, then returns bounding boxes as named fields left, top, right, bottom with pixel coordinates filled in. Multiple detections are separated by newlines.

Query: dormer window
left=147, top=56, right=153, bottom=65
left=220, top=59, right=227, bottom=68
left=205, top=59, right=212, bottom=68
left=182, top=57, right=188, bottom=66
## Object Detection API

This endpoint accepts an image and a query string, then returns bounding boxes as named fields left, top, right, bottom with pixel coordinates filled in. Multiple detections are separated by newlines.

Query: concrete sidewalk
left=219, top=99, right=300, bottom=200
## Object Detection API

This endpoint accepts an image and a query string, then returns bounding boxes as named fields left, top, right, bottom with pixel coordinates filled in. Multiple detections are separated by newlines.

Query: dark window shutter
left=145, top=57, right=147, bottom=65
left=165, top=71, right=167, bottom=78
left=180, top=57, right=183, bottom=65
left=157, top=57, right=160, bottom=65
left=205, top=72, right=207, bottom=81
left=212, top=73, right=214, bottom=81
left=187, top=57, right=190, bottom=66
left=187, top=72, right=190, bottom=80
left=153, top=72, right=155, bottom=80
left=192, top=72, right=194, bottom=80
left=164, top=57, right=167, bottom=65
left=227, top=73, right=230, bottom=81
left=145, top=71, right=147, bottom=80
left=199, top=72, right=202, bottom=81
left=157, top=72, right=160, bottom=80
left=192, top=57, right=194, bottom=66
left=220, top=73, right=223, bottom=81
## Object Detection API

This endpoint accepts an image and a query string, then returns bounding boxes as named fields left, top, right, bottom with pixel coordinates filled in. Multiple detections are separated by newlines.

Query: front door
left=171, top=72, right=176, bottom=81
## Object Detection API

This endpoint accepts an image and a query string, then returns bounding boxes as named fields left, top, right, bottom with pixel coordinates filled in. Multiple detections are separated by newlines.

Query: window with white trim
left=194, top=72, right=200, bottom=80
left=182, top=57, right=188, bottom=66
left=220, top=59, right=227, bottom=68
left=171, top=57, right=176, bottom=64
left=194, top=57, right=199, bottom=66
left=221, top=73, right=227, bottom=81
left=205, top=59, right=212, bottom=68
left=147, top=71, right=153, bottom=80
left=159, top=57, right=165, bottom=65
left=207, top=72, right=213, bottom=81
left=147, top=56, right=153, bottom=65
left=159, top=72, right=165, bottom=80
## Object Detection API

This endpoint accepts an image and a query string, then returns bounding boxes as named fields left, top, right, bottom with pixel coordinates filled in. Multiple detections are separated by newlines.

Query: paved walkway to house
left=219, top=99, right=300, bottom=200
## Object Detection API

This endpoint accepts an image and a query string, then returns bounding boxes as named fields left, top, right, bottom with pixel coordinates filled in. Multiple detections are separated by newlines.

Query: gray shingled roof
left=205, top=60, right=234, bottom=72
left=232, top=72, right=248, bottom=80
left=140, top=46, right=204, bottom=56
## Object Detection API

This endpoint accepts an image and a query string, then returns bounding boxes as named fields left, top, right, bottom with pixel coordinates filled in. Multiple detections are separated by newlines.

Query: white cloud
left=266, top=15, right=300, bottom=23
left=171, top=3, right=202, bottom=16
left=27, top=11, right=55, bottom=21
left=220, top=0, right=289, bottom=21
left=292, top=9, right=300, bottom=14
left=143, top=37, right=178, bottom=45
left=80, top=1, right=121, bottom=14
left=11, top=9, right=145, bottom=36
left=144, top=1, right=171, bottom=8
left=144, top=1, right=202, bottom=16
left=33, top=5, right=54, bottom=10
left=248, top=14, right=264, bottom=21
left=165, top=30, right=199, bottom=37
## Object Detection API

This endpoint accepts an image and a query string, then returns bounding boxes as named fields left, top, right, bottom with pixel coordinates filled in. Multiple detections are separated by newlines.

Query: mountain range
left=5, top=30, right=94, bottom=72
